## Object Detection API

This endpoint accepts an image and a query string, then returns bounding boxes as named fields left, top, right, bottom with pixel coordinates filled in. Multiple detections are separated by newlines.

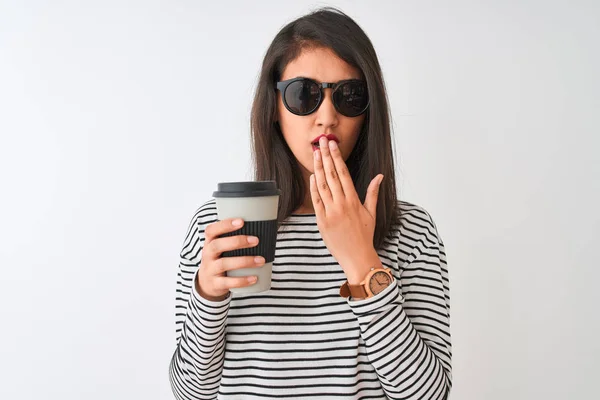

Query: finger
left=327, top=139, right=358, bottom=202
left=207, top=235, right=259, bottom=259
left=215, top=255, right=265, bottom=275
left=313, top=147, right=333, bottom=206
left=214, top=275, right=258, bottom=291
left=364, top=174, right=384, bottom=218
left=309, top=173, right=326, bottom=217
left=318, top=136, right=344, bottom=201
left=205, top=218, right=244, bottom=244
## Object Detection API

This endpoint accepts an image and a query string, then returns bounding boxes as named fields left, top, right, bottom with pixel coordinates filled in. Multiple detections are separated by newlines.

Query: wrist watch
left=340, top=267, right=394, bottom=299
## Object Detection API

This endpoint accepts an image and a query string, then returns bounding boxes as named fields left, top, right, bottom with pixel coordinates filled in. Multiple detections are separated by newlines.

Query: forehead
left=280, top=47, right=362, bottom=82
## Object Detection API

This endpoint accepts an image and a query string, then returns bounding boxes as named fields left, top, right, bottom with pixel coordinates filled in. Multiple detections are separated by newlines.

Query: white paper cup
left=213, top=181, right=281, bottom=294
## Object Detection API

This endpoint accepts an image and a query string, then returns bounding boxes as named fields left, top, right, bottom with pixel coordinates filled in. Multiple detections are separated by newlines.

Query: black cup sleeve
left=217, top=219, right=278, bottom=263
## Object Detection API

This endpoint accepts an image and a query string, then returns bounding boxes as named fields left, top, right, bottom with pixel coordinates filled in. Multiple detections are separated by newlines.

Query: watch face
left=369, top=271, right=392, bottom=295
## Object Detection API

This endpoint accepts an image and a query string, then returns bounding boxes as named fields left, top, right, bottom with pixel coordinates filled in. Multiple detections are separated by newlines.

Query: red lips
left=311, top=134, right=339, bottom=150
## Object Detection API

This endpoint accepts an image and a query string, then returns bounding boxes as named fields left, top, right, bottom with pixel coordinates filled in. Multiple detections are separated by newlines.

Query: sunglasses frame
left=275, top=77, right=370, bottom=117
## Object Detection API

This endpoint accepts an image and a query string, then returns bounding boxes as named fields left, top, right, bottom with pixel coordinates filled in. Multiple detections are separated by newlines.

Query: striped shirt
left=169, top=199, right=452, bottom=399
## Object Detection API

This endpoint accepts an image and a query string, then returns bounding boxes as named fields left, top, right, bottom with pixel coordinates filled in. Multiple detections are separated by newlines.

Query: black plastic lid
left=213, top=181, right=281, bottom=198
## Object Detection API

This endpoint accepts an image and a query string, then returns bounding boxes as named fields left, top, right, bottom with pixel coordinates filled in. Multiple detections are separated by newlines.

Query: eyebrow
left=294, top=75, right=360, bottom=83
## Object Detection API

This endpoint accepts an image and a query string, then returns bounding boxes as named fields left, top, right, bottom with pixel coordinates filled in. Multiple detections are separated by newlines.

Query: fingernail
left=254, top=256, right=265, bottom=264
left=248, top=236, right=259, bottom=244
left=232, top=219, right=243, bottom=227
left=329, top=140, right=338, bottom=150
left=248, top=276, right=257, bottom=283
left=314, top=150, right=321, bottom=161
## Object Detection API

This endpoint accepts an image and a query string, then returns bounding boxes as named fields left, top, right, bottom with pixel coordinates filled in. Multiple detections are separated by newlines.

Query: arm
left=169, top=206, right=230, bottom=400
left=348, top=210, right=452, bottom=400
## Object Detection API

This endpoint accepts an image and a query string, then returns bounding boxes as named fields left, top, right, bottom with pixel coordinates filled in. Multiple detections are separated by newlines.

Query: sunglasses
left=276, top=77, right=369, bottom=117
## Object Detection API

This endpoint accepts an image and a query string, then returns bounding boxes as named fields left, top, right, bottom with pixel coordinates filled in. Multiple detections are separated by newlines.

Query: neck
left=293, top=168, right=315, bottom=215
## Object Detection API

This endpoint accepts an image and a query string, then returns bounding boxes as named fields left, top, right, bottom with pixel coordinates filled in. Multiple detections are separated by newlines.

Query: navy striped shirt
left=169, top=199, right=452, bottom=399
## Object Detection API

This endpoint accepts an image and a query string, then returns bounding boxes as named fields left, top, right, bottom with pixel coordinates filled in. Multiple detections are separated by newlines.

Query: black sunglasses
left=276, top=77, right=369, bottom=117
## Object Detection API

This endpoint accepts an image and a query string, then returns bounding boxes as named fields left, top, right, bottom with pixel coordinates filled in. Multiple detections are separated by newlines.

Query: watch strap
left=339, top=281, right=369, bottom=299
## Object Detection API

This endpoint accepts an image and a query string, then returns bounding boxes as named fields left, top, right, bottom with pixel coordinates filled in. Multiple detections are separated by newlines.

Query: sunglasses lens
left=284, top=79, right=321, bottom=115
left=333, top=81, right=369, bottom=116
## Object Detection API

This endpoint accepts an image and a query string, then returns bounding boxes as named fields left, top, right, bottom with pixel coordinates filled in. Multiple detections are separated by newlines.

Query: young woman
left=170, top=7, right=452, bottom=400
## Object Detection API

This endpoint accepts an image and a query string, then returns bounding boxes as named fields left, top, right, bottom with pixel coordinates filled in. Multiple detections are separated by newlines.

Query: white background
left=1, top=0, right=598, bottom=399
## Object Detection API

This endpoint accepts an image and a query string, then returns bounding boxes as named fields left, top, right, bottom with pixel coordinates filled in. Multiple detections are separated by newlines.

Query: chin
left=297, top=159, right=314, bottom=175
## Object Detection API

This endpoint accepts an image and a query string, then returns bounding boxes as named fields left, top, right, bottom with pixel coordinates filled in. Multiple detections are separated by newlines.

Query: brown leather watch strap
left=339, top=281, right=369, bottom=298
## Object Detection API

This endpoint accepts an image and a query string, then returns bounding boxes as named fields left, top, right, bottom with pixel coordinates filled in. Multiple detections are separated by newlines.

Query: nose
left=314, top=88, right=339, bottom=128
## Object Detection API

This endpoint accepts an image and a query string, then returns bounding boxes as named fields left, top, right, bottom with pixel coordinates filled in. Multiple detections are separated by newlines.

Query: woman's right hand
left=195, top=218, right=263, bottom=301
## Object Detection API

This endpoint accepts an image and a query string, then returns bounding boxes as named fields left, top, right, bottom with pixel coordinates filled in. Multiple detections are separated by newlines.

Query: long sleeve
left=348, top=208, right=452, bottom=399
left=169, top=204, right=230, bottom=400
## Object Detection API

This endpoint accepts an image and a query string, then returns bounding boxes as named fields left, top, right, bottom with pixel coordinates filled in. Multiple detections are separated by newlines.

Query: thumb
left=363, top=174, right=384, bottom=217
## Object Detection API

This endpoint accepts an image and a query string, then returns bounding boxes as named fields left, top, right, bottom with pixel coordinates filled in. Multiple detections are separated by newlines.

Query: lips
left=311, top=134, right=339, bottom=150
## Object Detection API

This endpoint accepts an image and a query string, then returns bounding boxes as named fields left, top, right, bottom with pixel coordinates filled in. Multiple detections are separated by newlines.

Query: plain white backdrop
left=1, top=0, right=598, bottom=399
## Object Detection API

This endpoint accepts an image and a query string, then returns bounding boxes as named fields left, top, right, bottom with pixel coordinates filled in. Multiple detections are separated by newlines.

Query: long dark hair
left=250, top=7, right=400, bottom=249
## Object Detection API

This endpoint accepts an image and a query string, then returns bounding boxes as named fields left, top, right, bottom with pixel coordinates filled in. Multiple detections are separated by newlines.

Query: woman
left=170, top=7, right=452, bottom=400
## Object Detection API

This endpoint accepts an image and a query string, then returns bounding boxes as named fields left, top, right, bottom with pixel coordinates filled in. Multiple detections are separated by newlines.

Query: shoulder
left=179, top=199, right=218, bottom=261
left=394, top=200, right=444, bottom=249
left=189, top=198, right=218, bottom=229
left=182, top=198, right=218, bottom=242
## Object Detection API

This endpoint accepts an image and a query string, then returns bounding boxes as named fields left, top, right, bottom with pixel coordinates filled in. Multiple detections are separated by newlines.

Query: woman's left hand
left=310, top=136, right=384, bottom=284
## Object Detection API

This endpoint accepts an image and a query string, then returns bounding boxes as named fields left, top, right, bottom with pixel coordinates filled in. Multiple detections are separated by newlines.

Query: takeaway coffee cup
left=213, top=181, right=281, bottom=294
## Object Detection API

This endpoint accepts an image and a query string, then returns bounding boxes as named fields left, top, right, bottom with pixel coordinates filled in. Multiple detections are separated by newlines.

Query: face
left=276, top=47, right=366, bottom=180
left=369, top=270, right=392, bottom=295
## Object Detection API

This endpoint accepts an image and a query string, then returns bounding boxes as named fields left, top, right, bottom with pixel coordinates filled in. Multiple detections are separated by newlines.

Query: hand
left=310, top=136, right=385, bottom=284
left=195, top=218, right=264, bottom=301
